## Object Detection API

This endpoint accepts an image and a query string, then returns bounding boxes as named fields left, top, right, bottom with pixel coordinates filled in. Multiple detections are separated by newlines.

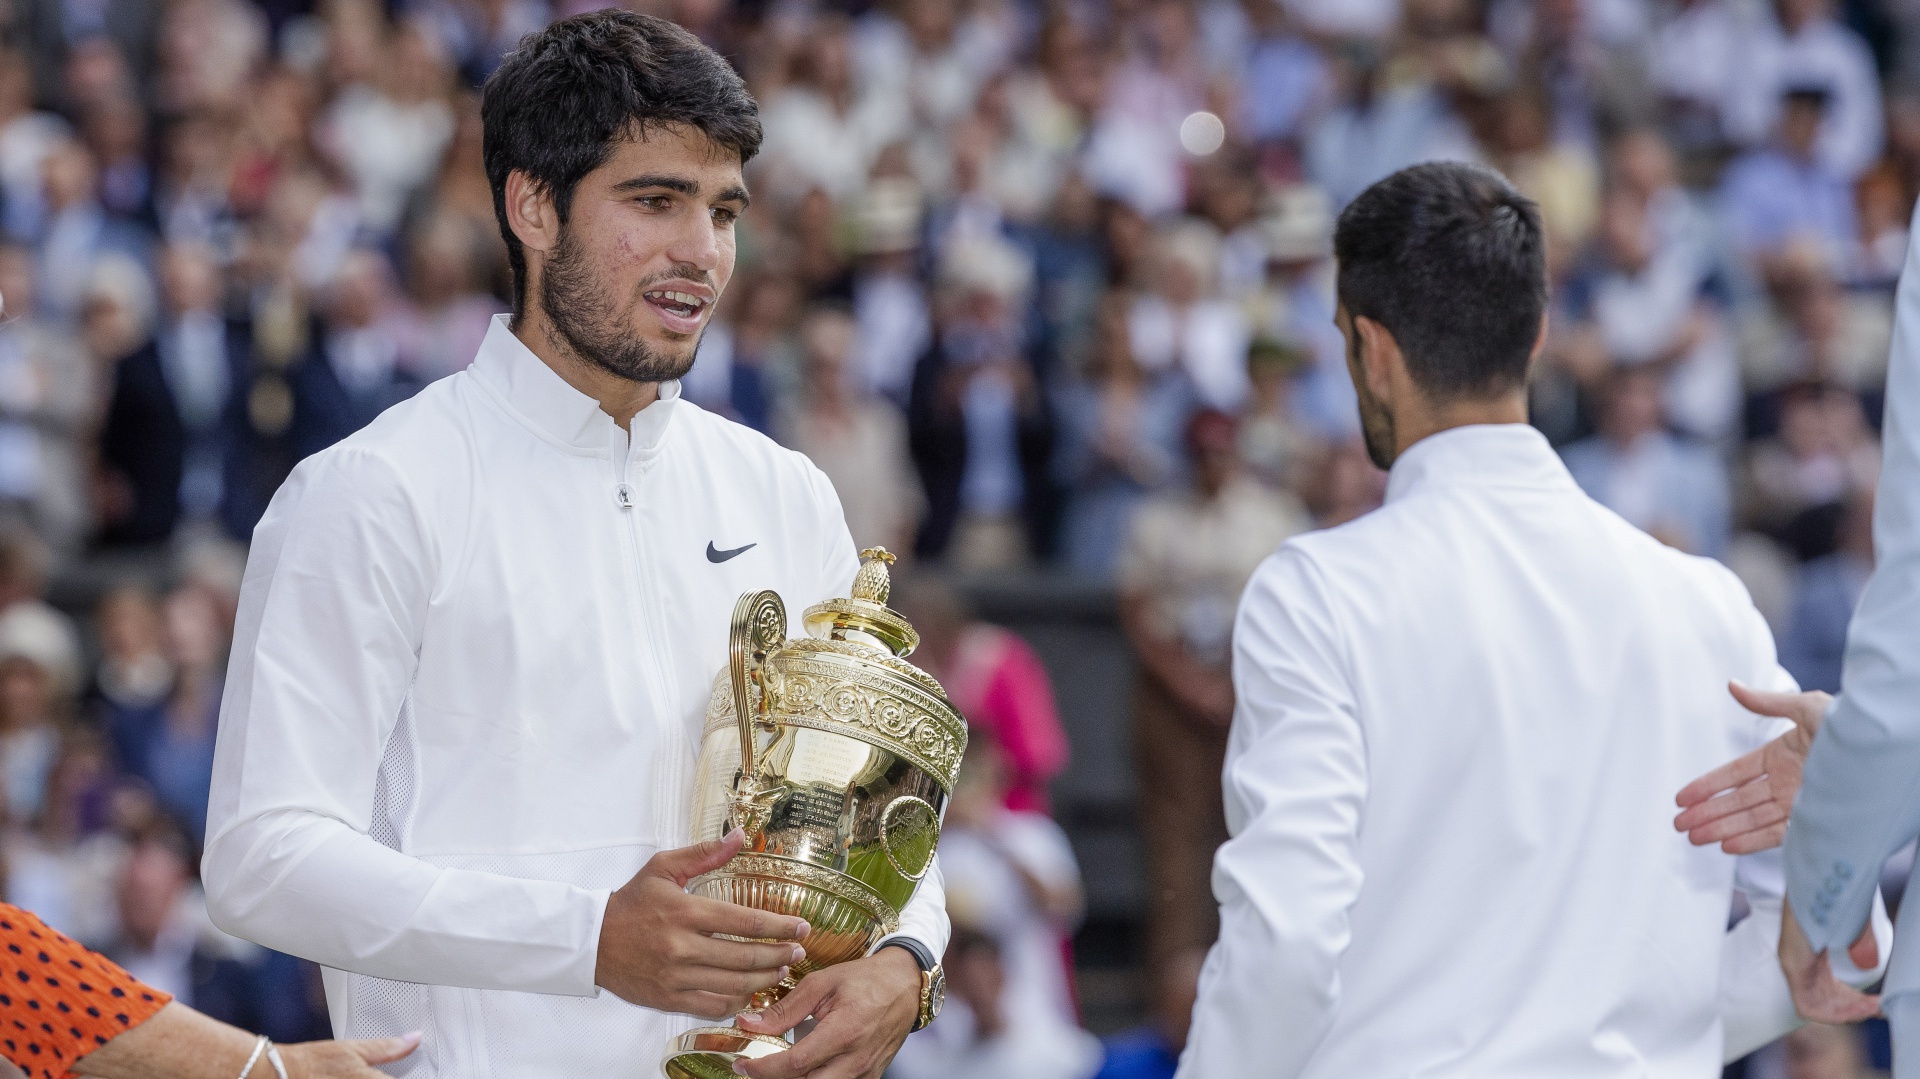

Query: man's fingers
left=1800, top=983, right=1882, bottom=1025
left=685, top=933, right=807, bottom=972
left=1720, top=823, right=1787, bottom=855
left=1675, top=774, right=1773, bottom=829
left=677, top=990, right=752, bottom=1020
left=1675, top=748, right=1766, bottom=809
left=678, top=962, right=790, bottom=998
left=1850, top=923, right=1882, bottom=971
left=1728, top=681, right=1829, bottom=734
left=686, top=893, right=810, bottom=943
left=738, top=973, right=831, bottom=1037
left=348, top=1031, right=423, bottom=1064
left=1679, top=800, right=1789, bottom=847
left=646, top=828, right=747, bottom=886
left=735, top=1017, right=849, bottom=1079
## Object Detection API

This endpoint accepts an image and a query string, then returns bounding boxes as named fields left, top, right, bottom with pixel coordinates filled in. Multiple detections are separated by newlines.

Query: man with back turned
left=1178, top=161, right=1887, bottom=1078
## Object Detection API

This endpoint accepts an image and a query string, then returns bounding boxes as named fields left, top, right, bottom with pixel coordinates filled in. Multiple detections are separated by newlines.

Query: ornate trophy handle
left=728, top=590, right=787, bottom=836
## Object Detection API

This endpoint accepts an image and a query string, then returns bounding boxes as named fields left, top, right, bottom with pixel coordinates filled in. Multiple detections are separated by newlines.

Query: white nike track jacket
left=202, top=315, right=948, bottom=1077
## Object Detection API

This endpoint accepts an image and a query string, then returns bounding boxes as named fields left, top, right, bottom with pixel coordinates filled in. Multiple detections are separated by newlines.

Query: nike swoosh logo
left=707, top=541, right=757, bottom=563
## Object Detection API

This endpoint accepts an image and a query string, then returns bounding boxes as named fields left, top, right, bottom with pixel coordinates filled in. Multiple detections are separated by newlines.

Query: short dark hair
left=1334, top=162, right=1546, bottom=399
left=481, top=11, right=762, bottom=317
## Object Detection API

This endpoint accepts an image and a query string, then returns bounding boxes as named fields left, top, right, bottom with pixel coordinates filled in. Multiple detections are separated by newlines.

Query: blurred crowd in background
left=0, top=0, right=1905, bottom=1074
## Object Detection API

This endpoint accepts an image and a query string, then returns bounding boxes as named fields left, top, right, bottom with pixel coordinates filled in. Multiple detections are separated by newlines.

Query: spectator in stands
left=1742, top=380, right=1880, bottom=552
left=891, top=573, right=1068, bottom=816
left=106, top=586, right=223, bottom=844
left=396, top=207, right=503, bottom=384
left=1721, top=86, right=1859, bottom=275
left=0, top=50, right=67, bottom=244
left=1117, top=409, right=1308, bottom=967
left=1561, top=188, right=1740, bottom=443
left=35, top=137, right=150, bottom=326
left=849, top=178, right=933, bottom=407
left=0, top=595, right=80, bottom=826
left=1236, top=337, right=1318, bottom=495
left=1091, top=948, right=1206, bottom=1079
left=286, top=249, right=423, bottom=460
left=777, top=304, right=924, bottom=554
left=1726, top=0, right=1883, bottom=182
left=0, top=244, right=97, bottom=551
left=891, top=923, right=1101, bottom=1079
left=1780, top=486, right=1875, bottom=693
left=756, top=16, right=907, bottom=203
left=1126, top=221, right=1250, bottom=413
left=936, top=734, right=1083, bottom=1025
left=910, top=234, right=1054, bottom=568
left=90, top=585, right=169, bottom=714
left=1562, top=366, right=1733, bottom=557
left=1056, top=292, right=1194, bottom=578
left=4, top=732, right=122, bottom=949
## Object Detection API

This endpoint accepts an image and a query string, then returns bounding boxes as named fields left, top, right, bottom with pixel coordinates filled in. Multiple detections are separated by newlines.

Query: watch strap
left=877, top=936, right=935, bottom=973
left=877, top=938, right=939, bottom=1030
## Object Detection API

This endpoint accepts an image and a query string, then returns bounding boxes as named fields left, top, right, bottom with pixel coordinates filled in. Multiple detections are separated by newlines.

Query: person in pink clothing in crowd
left=891, top=574, right=1068, bottom=815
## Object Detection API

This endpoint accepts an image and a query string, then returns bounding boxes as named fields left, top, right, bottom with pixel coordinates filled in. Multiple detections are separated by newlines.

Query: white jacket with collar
left=203, top=315, right=948, bottom=1076
left=1179, top=423, right=1887, bottom=1079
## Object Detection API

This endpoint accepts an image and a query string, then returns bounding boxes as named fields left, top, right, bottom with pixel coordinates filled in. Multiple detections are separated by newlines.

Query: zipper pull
left=615, top=482, right=635, bottom=509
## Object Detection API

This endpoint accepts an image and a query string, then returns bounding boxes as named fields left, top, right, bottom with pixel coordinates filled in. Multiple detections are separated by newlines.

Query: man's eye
left=637, top=196, right=670, bottom=210
left=711, top=207, right=738, bottom=225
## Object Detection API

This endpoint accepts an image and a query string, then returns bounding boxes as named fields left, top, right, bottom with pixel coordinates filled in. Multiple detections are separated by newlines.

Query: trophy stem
left=749, top=975, right=797, bottom=1012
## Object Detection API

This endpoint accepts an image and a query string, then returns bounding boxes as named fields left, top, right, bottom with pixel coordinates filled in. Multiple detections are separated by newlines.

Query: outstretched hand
left=1674, top=683, right=1831, bottom=854
left=1779, top=898, right=1882, bottom=1024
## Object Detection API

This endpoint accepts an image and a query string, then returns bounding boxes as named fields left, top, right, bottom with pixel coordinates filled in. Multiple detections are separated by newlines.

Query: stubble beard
left=538, top=222, right=701, bottom=385
left=1346, top=332, right=1397, bottom=470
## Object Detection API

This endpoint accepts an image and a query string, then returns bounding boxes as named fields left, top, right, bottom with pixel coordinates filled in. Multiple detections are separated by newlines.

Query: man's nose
left=665, top=211, right=721, bottom=272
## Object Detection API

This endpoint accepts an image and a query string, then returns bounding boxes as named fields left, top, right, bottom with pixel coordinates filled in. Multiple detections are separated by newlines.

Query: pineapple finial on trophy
left=852, top=547, right=896, bottom=605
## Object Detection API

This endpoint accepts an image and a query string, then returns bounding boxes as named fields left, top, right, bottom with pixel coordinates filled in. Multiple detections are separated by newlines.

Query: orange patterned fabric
left=0, top=903, right=171, bottom=1079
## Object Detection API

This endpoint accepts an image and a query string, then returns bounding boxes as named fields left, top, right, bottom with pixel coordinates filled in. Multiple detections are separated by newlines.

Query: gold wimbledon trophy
left=662, top=548, right=965, bottom=1079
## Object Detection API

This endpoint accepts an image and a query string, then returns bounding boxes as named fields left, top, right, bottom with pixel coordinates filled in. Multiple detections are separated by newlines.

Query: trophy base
left=662, top=1026, right=791, bottom=1079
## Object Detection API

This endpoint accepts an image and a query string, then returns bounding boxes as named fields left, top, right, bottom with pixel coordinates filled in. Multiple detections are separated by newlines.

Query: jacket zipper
left=614, top=437, right=689, bottom=844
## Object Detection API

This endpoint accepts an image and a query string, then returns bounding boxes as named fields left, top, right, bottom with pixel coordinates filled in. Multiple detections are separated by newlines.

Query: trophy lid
left=802, top=548, right=920, bottom=657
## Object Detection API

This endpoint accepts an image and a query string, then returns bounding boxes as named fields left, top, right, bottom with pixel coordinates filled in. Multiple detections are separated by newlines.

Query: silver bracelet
left=237, top=1035, right=269, bottom=1079
left=266, top=1044, right=290, bottom=1079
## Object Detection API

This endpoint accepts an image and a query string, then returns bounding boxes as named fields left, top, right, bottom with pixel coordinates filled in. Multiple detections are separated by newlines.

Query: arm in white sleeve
left=1786, top=194, right=1920, bottom=955
left=1175, top=548, right=1366, bottom=1079
left=202, top=447, right=611, bottom=996
left=806, top=461, right=952, bottom=961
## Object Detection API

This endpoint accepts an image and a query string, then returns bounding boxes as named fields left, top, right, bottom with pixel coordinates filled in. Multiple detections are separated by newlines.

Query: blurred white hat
left=1260, top=184, right=1335, bottom=264
left=0, top=602, right=82, bottom=697
left=939, top=234, right=1033, bottom=303
left=854, top=178, right=925, bottom=256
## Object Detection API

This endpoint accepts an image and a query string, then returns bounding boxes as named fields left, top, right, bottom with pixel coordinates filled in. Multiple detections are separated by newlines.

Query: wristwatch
left=878, top=938, right=944, bottom=1031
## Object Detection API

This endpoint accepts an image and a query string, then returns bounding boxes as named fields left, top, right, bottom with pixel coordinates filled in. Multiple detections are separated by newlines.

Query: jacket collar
left=469, top=314, right=681, bottom=457
left=1384, top=423, right=1574, bottom=505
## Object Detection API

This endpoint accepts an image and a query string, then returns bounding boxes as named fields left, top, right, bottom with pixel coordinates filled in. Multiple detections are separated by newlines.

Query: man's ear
left=1353, top=315, right=1402, bottom=402
left=1530, top=310, right=1549, bottom=363
left=504, top=171, right=559, bottom=256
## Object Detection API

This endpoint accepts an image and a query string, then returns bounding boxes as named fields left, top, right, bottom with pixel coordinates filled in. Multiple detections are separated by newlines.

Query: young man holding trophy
left=202, top=12, right=948, bottom=1078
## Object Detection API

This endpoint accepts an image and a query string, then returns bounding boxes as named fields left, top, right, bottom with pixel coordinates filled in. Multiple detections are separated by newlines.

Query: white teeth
left=646, top=289, right=706, bottom=309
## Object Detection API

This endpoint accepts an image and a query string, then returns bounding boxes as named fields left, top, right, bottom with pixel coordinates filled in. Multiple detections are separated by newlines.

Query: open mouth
left=643, top=287, right=712, bottom=333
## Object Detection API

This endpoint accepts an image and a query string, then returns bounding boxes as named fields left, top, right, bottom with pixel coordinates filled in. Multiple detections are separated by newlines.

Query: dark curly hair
left=481, top=10, right=762, bottom=319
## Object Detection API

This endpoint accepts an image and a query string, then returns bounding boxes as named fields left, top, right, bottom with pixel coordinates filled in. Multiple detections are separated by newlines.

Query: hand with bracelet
left=0, top=903, right=417, bottom=1079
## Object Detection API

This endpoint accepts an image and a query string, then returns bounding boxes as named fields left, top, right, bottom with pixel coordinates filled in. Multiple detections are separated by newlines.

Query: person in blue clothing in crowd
left=1091, top=948, right=1205, bottom=1079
